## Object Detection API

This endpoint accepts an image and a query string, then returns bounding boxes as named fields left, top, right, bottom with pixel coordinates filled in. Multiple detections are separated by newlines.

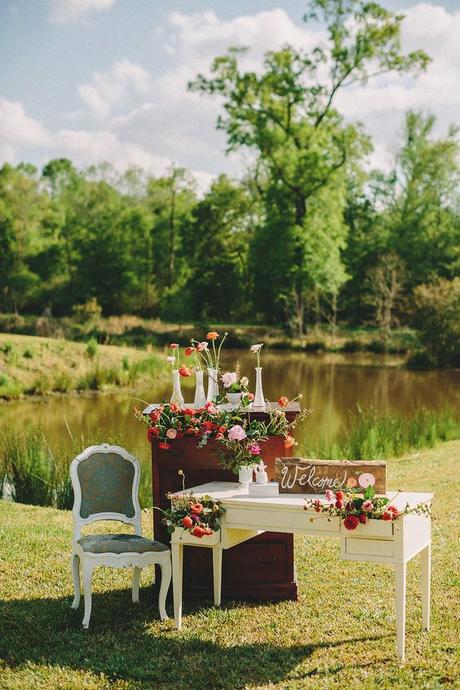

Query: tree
left=412, top=278, right=460, bottom=367
left=366, top=253, right=405, bottom=347
left=190, top=0, right=429, bottom=333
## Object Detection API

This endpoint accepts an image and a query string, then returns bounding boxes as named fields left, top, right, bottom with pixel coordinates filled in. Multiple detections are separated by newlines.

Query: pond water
left=1, top=350, right=459, bottom=476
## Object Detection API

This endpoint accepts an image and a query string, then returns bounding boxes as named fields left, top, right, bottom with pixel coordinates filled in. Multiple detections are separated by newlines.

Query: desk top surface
left=177, top=481, right=433, bottom=511
left=143, top=401, right=301, bottom=415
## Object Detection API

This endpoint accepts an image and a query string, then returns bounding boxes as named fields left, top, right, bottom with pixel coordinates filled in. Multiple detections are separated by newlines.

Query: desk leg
left=395, top=563, right=407, bottom=661
left=212, top=546, right=222, bottom=607
left=421, top=544, right=431, bottom=632
left=172, top=541, right=183, bottom=629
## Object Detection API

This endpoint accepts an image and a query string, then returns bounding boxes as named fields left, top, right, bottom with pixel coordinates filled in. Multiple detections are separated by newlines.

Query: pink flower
left=196, top=341, right=208, bottom=351
left=325, top=489, right=334, bottom=502
left=221, top=371, right=238, bottom=388
left=358, top=473, right=376, bottom=488
left=166, top=428, right=177, bottom=439
left=228, top=424, right=247, bottom=441
left=249, top=443, right=261, bottom=455
left=362, top=500, right=374, bottom=512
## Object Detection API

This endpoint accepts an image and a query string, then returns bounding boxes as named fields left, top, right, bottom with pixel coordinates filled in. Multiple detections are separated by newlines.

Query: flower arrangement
left=134, top=395, right=310, bottom=470
left=221, top=370, right=249, bottom=394
left=159, top=472, right=225, bottom=538
left=304, top=473, right=431, bottom=530
left=191, top=331, right=228, bottom=372
left=250, top=342, right=264, bottom=366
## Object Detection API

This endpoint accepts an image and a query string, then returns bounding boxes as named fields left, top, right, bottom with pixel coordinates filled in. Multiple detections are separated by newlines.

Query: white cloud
left=0, top=97, right=50, bottom=147
left=78, top=59, right=151, bottom=119
left=49, top=0, right=114, bottom=24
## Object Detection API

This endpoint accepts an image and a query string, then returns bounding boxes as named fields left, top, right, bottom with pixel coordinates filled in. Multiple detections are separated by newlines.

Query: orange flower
left=347, top=477, right=358, bottom=488
left=278, top=396, right=289, bottom=408
left=206, top=331, right=219, bottom=340
left=191, top=502, right=203, bottom=515
left=169, top=402, right=180, bottom=413
left=184, top=346, right=195, bottom=357
left=169, top=343, right=179, bottom=349
left=178, top=366, right=192, bottom=377
left=284, top=435, right=295, bottom=448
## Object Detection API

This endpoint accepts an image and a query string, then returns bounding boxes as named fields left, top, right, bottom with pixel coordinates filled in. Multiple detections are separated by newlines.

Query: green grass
left=0, top=441, right=459, bottom=689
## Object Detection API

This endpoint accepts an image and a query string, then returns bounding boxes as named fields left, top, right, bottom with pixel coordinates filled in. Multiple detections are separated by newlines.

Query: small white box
left=248, top=482, right=279, bottom=497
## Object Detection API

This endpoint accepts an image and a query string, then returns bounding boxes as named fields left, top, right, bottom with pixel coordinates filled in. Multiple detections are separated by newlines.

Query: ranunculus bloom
left=358, top=513, right=368, bottom=524
left=158, top=442, right=171, bottom=450
left=343, top=515, right=360, bottom=530
left=192, top=525, right=206, bottom=538
left=347, top=477, right=358, bottom=488
left=284, top=436, right=295, bottom=448
left=247, top=392, right=255, bottom=401
left=166, top=428, right=177, bottom=439
left=183, top=408, right=195, bottom=416
left=178, top=366, right=191, bottom=377
left=207, top=331, right=219, bottom=340
left=387, top=505, right=399, bottom=517
left=358, top=472, right=376, bottom=488
left=196, top=341, right=208, bottom=351
left=169, top=343, right=179, bottom=349
left=215, top=432, right=224, bottom=440
left=169, top=402, right=180, bottom=413
left=221, top=371, right=238, bottom=388
left=362, top=500, right=374, bottom=512
left=249, top=443, right=261, bottom=455
left=382, top=511, right=393, bottom=521
left=191, top=503, right=203, bottom=515
left=184, top=346, right=195, bottom=357
left=335, top=491, right=345, bottom=501
left=325, top=489, right=334, bottom=501
left=182, top=515, right=193, bottom=528
left=147, top=427, right=159, bottom=442
left=278, top=396, right=289, bottom=408
left=228, top=424, right=247, bottom=441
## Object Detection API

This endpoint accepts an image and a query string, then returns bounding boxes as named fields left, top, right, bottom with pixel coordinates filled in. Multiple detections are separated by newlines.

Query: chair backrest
left=70, top=444, right=141, bottom=541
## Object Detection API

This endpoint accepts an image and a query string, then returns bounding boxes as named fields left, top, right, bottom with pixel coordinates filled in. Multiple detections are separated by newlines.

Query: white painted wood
left=212, top=546, right=223, bottom=607
left=344, top=538, right=394, bottom=558
left=172, top=541, right=183, bottom=629
left=395, top=562, right=407, bottom=661
left=172, top=527, right=221, bottom=547
left=421, top=544, right=431, bottom=631
left=70, top=444, right=171, bottom=628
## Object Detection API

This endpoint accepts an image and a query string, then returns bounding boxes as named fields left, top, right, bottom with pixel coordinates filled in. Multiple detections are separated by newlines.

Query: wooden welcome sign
left=275, top=457, right=387, bottom=494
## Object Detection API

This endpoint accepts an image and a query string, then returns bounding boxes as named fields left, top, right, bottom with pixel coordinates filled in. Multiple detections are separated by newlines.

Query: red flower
left=192, top=525, right=206, bottom=538
left=382, top=511, right=393, bottom=521
left=169, top=402, right=180, bottom=413
left=218, top=425, right=226, bottom=433
left=343, top=515, right=360, bottom=530
left=179, top=366, right=191, bottom=377
left=358, top=513, right=368, bottom=524
left=202, top=420, right=214, bottom=431
left=169, top=343, right=179, bottom=349
left=183, top=407, right=195, bottom=416
left=313, top=499, right=322, bottom=513
left=387, top=505, right=399, bottom=517
left=147, top=427, right=159, bottom=442
left=158, top=442, right=171, bottom=450
left=215, top=432, right=224, bottom=440
left=149, top=410, right=160, bottom=422
left=345, top=501, right=355, bottom=512
left=191, top=502, right=203, bottom=515
left=182, top=515, right=193, bottom=528
left=184, top=346, right=195, bottom=357
left=335, top=500, right=343, bottom=509
left=278, top=396, right=289, bottom=408
left=335, top=491, right=345, bottom=501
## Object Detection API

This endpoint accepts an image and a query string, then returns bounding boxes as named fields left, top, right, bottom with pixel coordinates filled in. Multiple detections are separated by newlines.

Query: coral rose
left=178, top=366, right=191, bottom=377
left=191, top=503, right=203, bottom=515
left=343, top=515, right=360, bottom=530
left=182, top=515, right=193, bottom=528
left=192, top=525, right=206, bottom=538
left=207, top=331, right=219, bottom=340
left=335, top=490, right=345, bottom=501
left=169, top=402, right=180, bottom=413
left=347, top=477, right=358, bottom=488
left=278, top=396, right=289, bottom=408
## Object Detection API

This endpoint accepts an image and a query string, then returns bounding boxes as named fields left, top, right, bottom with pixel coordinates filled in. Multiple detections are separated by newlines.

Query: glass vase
left=206, top=367, right=218, bottom=403
left=193, top=369, right=206, bottom=408
left=170, top=369, right=184, bottom=406
left=253, top=366, right=265, bottom=409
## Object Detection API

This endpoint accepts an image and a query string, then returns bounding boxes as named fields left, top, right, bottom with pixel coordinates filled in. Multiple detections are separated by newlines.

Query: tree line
left=0, top=0, right=459, bottom=364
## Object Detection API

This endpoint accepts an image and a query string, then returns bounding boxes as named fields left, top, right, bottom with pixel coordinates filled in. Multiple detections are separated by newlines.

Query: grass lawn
left=0, top=441, right=459, bottom=690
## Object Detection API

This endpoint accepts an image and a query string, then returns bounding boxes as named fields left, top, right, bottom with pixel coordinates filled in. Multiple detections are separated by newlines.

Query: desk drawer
left=343, top=537, right=394, bottom=560
left=224, top=542, right=287, bottom=584
left=226, top=507, right=340, bottom=534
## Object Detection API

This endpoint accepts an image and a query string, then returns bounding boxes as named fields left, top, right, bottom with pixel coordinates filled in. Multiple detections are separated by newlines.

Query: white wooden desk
left=171, top=482, right=432, bottom=661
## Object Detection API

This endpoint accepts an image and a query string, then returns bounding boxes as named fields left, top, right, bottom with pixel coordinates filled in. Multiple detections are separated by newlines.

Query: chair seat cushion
left=78, top=534, right=169, bottom=555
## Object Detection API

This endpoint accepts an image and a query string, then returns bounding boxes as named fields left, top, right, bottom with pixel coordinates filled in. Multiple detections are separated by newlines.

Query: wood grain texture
left=275, top=457, right=387, bottom=494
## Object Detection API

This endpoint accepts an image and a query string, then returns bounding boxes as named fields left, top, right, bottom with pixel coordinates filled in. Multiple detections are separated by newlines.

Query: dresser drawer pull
left=258, top=557, right=277, bottom=566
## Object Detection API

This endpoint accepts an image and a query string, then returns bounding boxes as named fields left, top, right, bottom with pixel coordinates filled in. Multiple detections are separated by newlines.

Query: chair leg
left=158, top=556, right=171, bottom=621
left=82, top=562, right=94, bottom=629
left=132, top=566, right=141, bottom=603
left=71, top=554, right=81, bottom=609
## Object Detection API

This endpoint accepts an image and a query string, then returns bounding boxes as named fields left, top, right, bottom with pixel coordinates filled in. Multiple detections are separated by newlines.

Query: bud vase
left=238, top=465, right=254, bottom=485
left=193, top=369, right=206, bottom=408
left=206, top=367, right=218, bottom=403
left=253, top=366, right=265, bottom=408
left=170, top=369, right=184, bottom=405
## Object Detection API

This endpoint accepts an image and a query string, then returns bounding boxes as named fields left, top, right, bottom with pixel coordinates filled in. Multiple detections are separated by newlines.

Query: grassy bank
left=0, top=313, right=419, bottom=355
left=0, top=333, right=167, bottom=400
left=0, top=441, right=459, bottom=690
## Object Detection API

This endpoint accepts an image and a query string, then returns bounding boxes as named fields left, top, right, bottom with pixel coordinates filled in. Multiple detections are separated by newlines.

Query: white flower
left=221, top=371, right=237, bottom=388
left=166, top=356, right=175, bottom=364
left=240, top=376, right=249, bottom=387
left=358, top=473, right=376, bottom=488
left=250, top=343, right=264, bottom=353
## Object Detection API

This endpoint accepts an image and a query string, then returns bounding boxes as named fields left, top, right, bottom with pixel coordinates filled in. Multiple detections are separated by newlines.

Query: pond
left=1, top=350, right=459, bottom=478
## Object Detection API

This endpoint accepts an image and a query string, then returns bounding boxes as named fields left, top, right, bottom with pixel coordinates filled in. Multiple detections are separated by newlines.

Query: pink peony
left=249, top=443, right=261, bottom=455
left=325, top=489, right=334, bottom=502
left=221, top=371, right=238, bottom=388
left=166, top=428, right=177, bottom=439
left=228, top=424, right=247, bottom=441
left=362, top=500, right=374, bottom=512
left=358, top=472, right=376, bottom=488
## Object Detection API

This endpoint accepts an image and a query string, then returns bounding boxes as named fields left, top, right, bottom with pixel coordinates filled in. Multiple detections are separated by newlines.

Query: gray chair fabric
left=77, top=452, right=135, bottom=518
left=78, top=534, right=170, bottom=554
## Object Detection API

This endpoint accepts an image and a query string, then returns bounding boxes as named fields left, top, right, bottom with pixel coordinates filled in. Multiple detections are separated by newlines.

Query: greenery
left=0, top=1, right=458, bottom=365
left=0, top=333, right=168, bottom=400
left=0, top=441, right=459, bottom=689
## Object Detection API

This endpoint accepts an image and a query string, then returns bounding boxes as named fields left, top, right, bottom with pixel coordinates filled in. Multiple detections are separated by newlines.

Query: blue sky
left=1, top=0, right=459, bottom=190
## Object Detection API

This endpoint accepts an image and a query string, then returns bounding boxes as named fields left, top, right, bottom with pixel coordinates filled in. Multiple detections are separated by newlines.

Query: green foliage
left=85, top=337, right=99, bottom=359
left=412, top=278, right=460, bottom=367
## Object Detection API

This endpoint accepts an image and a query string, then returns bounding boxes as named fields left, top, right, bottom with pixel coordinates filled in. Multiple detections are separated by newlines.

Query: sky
left=1, top=0, right=459, bottom=192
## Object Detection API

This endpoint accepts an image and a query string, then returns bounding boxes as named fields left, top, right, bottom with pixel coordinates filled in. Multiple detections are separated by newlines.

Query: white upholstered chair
left=70, top=444, right=171, bottom=628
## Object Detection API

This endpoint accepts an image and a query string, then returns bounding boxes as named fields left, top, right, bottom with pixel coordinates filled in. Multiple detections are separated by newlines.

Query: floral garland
left=134, top=396, right=310, bottom=472
left=305, top=474, right=431, bottom=530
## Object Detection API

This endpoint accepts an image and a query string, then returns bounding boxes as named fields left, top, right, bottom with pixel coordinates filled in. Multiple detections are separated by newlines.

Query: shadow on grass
left=0, top=589, right=389, bottom=690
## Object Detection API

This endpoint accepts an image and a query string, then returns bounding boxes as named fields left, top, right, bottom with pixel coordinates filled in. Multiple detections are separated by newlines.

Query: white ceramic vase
left=193, top=369, right=206, bottom=408
left=206, top=367, right=218, bottom=403
left=170, top=369, right=184, bottom=406
left=253, top=366, right=265, bottom=408
left=238, top=465, right=254, bottom=485
left=226, top=392, right=242, bottom=406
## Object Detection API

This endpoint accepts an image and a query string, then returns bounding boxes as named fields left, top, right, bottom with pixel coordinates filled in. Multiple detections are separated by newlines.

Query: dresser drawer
left=343, top=537, right=394, bottom=560
left=224, top=543, right=287, bottom=584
